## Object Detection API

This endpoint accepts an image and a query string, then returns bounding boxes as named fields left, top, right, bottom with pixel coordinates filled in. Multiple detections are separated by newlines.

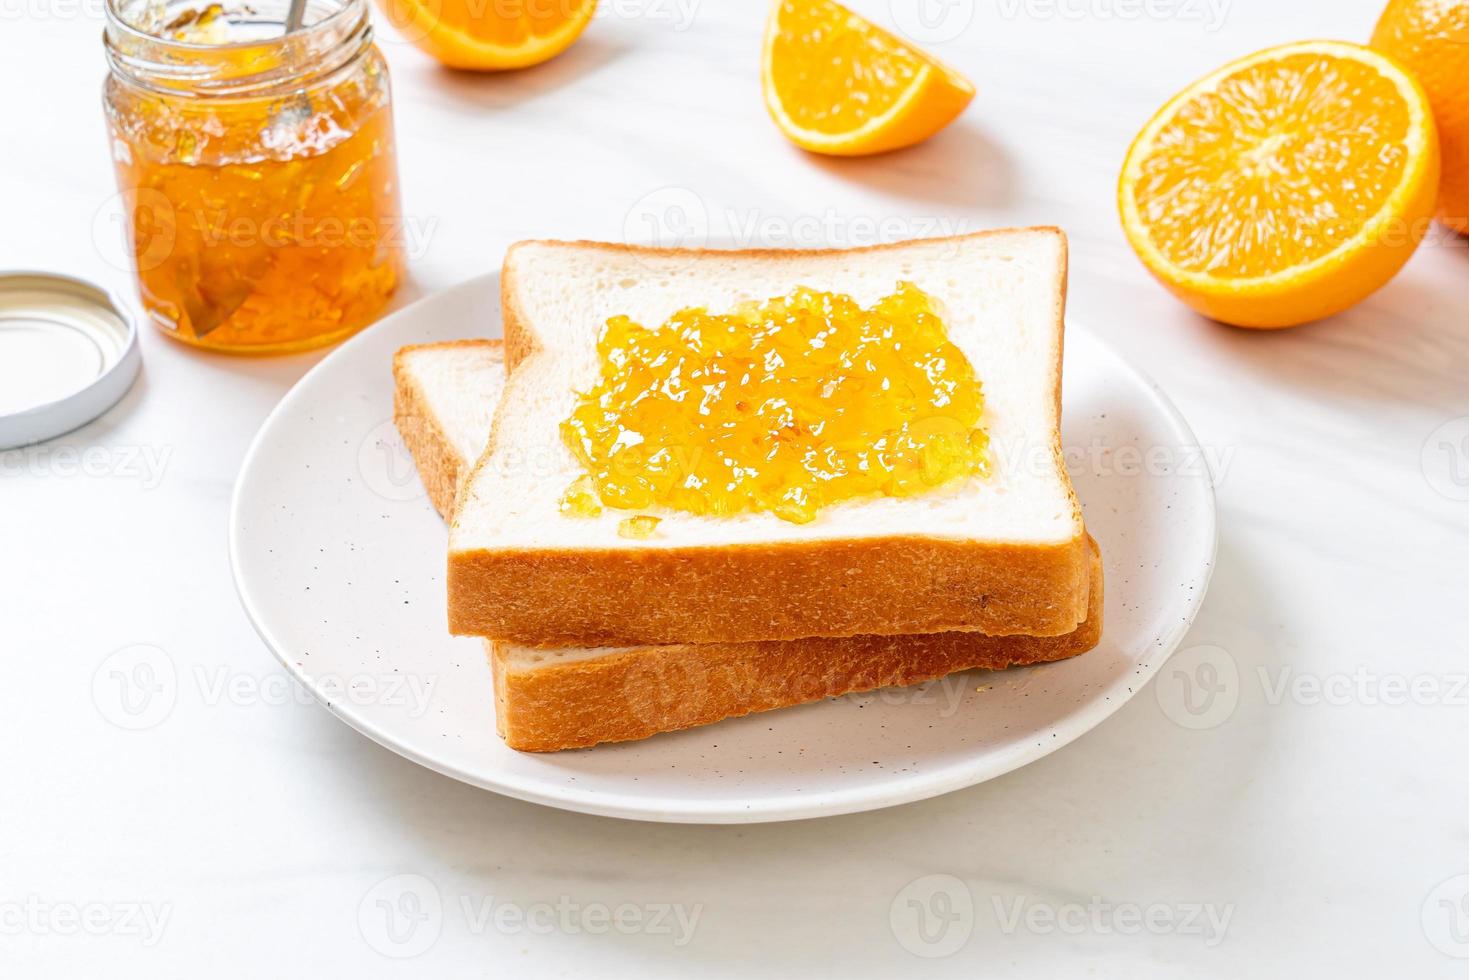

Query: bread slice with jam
left=449, top=229, right=1090, bottom=648
left=394, top=339, right=1102, bottom=751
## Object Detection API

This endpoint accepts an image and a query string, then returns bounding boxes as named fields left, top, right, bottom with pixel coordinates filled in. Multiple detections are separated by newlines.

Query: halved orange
left=376, top=0, right=597, bottom=71
left=1372, top=0, right=1469, bottom=233
left=1118, top=40, right=1440, bottom=329
left=761, top=0, right=974, bottom=156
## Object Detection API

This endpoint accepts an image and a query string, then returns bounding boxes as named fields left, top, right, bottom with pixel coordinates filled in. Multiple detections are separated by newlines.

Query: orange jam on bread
left=560, top=282, right=989, bottom=524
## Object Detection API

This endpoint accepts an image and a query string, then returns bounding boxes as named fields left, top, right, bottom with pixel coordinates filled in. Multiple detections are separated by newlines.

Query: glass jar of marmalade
left=103, top=0, right=404, bottom=354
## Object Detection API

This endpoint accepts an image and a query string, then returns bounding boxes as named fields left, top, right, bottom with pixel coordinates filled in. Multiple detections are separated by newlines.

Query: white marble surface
left=3, top=0, right=1468, bottom=975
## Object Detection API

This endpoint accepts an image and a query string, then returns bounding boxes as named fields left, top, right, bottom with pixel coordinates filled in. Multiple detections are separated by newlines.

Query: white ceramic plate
left=230, top=273, right=1216, bottom=824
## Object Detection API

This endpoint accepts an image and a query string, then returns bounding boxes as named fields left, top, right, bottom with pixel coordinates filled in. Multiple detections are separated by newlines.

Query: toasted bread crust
left=452, top=534, right=1090, bottom=646
left=489, top=540, right=1102, bottom=751
left=457, top=230, right=1088, bottom=646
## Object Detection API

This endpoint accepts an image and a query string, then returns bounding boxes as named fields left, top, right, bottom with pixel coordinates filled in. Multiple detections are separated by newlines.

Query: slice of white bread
left=393, top=340, right=508, bottom=519
left=395, top=340, right=1103, bottom=752
left=449, top=230, right=1090, bottom=648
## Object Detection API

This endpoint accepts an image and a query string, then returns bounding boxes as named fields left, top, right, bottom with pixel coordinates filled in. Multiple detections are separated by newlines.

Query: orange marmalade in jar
left=103, top=0, right=404, bottom=353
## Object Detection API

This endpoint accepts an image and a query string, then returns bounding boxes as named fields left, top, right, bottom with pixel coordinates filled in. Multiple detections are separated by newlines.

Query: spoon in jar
left=277, top=0, right=314, bottom=126
left=284, top=0, right=306, bottom=32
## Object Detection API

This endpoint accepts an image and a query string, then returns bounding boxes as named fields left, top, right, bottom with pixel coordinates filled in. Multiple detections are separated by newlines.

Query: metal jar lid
left=0, top=272, right=142, bottom=450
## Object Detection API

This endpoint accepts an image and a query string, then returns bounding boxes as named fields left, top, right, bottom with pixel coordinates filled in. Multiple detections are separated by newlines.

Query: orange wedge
left=761, top=0, right=975, bottom=156
left=1118, top=40, right=1440, bottom=329
left=376, top=0, right=597, bottom=71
